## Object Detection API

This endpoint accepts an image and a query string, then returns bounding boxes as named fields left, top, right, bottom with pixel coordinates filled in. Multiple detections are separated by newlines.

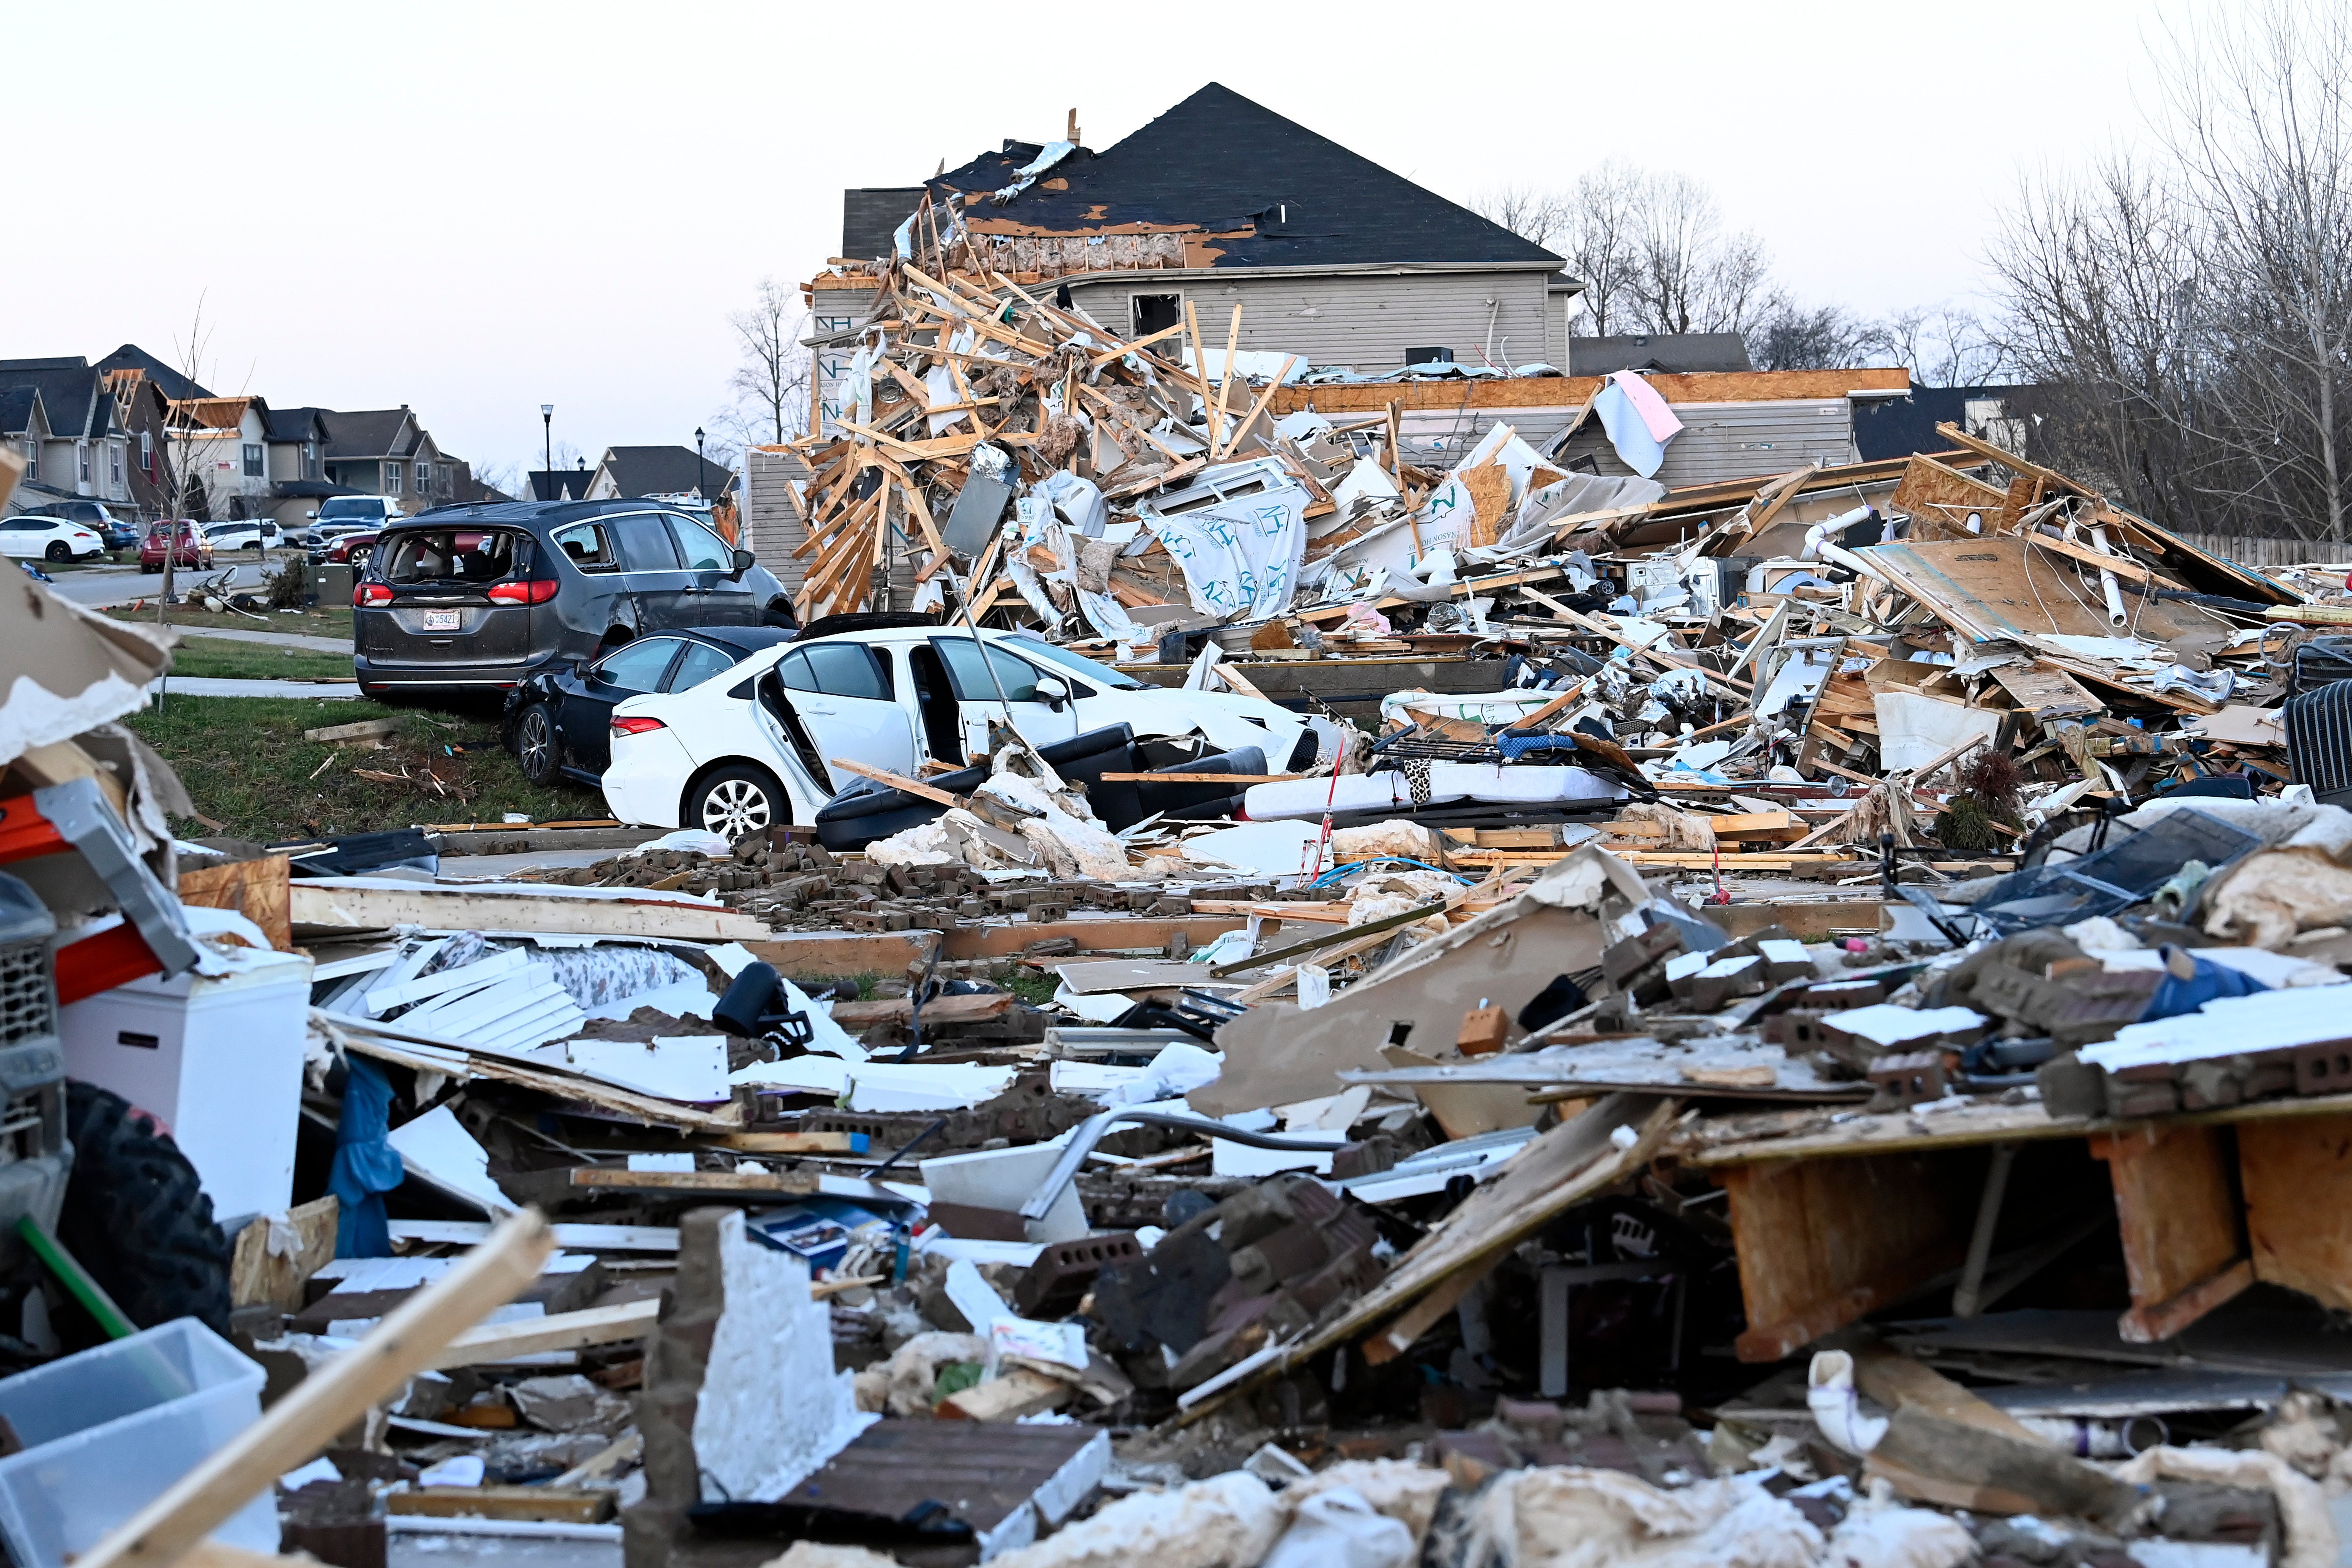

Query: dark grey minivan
left=352, top=499, right=795, bottom=697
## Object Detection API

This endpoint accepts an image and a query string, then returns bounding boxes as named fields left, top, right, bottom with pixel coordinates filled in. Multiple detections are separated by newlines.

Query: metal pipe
left=1954, top=1141, right=2019, bottom=1318
left=1018, top=1109, right=1360, bottom=1222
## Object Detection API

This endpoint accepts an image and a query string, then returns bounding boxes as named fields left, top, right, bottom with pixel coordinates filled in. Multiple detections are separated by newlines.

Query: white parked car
left=204, top=519, right=285, bottom=553
left=0, top=513, right=106, bottom=563
left=599, top=625, right=1338, bottom=838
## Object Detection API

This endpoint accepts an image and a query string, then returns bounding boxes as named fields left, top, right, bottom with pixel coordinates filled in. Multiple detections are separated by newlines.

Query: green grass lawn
left=166, top=639, right=357, bottom=682
left=107, top=603, right=354, bottom=640
left=125, top=696, right=602, bottom=839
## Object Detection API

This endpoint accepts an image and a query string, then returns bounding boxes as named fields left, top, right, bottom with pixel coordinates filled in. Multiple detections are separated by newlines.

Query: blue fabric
left=1496, top=732, right=1586, bottom=761
left=1591, top=381, right=1666, bottom=477
left=330, top=1055, right=405, bottom=1258
left=2140, top=949, right=2268, bottom=1024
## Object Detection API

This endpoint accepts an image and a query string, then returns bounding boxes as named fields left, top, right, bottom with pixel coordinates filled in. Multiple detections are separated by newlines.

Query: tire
left=514, top=703, right=561, bottom=785
left=43, top=542, right=68, bottom=563
left=56, top=1083, right=232, bottom=1346
left=687, top=762, right=786, bottom=842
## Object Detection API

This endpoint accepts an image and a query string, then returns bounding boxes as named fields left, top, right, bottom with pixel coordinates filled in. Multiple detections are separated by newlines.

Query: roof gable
left=596, top=445, right=736, bottom=499
left=0, top=358, right=109, bottom=439
left=320, top=408, right=419, bottom=458
left=927, top=84, right=1562, bottom=271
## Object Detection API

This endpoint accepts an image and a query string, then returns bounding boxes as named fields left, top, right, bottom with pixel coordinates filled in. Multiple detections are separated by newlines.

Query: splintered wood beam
left=2091, top=1121, right=2253, bottom=1343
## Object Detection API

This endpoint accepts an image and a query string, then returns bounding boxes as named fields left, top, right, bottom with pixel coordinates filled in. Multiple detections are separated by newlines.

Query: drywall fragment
left=692, top=1209, right=877, bottom=1502
left=386, top=1105, right=512, bottom=1215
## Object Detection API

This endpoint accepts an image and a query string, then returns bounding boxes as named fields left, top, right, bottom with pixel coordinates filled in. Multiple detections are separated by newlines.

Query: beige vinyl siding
left=1553, top=399, right=1860, bottom=487
left=1064, top=268, right=1553, bottom=376
left=742, top=447, right=812, bottom=591
left=743, top=446, right=920, bottom=611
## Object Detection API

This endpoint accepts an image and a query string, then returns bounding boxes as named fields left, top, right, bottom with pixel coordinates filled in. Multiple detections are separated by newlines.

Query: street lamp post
left=540, top=404, right=553, bottom=497
left=694, top=427, right=705, bottom=499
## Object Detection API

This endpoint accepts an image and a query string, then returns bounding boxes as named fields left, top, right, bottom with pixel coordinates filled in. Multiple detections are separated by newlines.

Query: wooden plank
left=556, top=1168, right=820, bottom=1198
left=428, top=1297, right=660, bottom=1369
left=717, top=1130, right=867, bottom=1154
left=828, top=756, right=963, bottom=808
left=1721, top=1149, right=1975, bottom=1361
left=177, top=855, right=293, bottom=952
left=304, top=718, right=400, bottom=743
left=389, top=1487, right=612, bottom=1524
left=2023, top=531, right=2187, bottom=591
left=289, top=882, right=770, bottom=942
left=2236, top=1111, right=2352, bottom=1313
left=1989, top=661, right=2105, bottom=722
left=2090, top=1122, right=2251, bottom=1343
left=1362, top=1251, right=1504, bottom=1366
left=827, top=991, right=1011, bottom=1027
left=78, top=1212, right=555, bottom=1568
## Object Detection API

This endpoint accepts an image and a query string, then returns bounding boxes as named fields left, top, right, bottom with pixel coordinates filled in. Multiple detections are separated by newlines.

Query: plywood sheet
left=1990, top=662, right=2105, bottom=722
left=177, top=854, right=293, bottom=951
left=1860, top=538, right=2221, bottom=645
left=1723, top=1148, right=1974, bottom=1360
left=2238, top=1112, right=2352, bottom=1312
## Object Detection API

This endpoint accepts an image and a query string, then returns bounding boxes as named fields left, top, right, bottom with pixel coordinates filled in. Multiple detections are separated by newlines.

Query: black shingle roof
left=0, top=358, right=110, bottom=439
left=600, top=446, right=735, bottom=499
left=93, top=344, right=212, bottom=401
left=927, top=84, right=1562, bottom=271
left=528, top=468, right=595, bottom=503
left=0, top=388, right=40, bottom=437
left=267, top=406, right=330, bottom=444
left=321, top=409, right=417, bottom=459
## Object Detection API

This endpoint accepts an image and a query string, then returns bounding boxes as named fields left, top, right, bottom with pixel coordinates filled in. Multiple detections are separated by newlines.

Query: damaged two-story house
left=808, top=84, right=1578, bottom=433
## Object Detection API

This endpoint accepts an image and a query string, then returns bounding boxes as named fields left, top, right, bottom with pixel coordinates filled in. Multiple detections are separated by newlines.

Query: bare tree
left=1471, top=184, right=1570, bottom=252
left=728, top=277, right=813, bottom=447
left=1987, top=1, right=2352, bottom=542
left=1628, top=172, right=1775, bottom=337
left=1874, top=304, right=2011, bottom=386
left=2162, top=0, right=2352, bottom=542
left=1750, top=303, right=1879, bottom=371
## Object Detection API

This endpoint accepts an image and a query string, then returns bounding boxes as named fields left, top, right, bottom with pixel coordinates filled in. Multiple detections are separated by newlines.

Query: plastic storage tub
left=0, top=1318, right=277, bottom=1567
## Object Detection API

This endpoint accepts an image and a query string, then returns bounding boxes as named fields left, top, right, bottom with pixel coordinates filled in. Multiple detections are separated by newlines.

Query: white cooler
left=59, top=945, right=313, bottom=1225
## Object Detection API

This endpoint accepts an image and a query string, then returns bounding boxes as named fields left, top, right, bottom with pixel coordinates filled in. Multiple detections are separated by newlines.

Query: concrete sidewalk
left=172, top=625, right=352, bottom=653
left=146, top=676, right=361, bottom=699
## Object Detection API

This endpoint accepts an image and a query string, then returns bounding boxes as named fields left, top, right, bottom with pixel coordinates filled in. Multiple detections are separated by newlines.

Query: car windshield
left=381, top=528, right=523, bottom=586
left=1002, top=634, right=1146, bottom=690
left=318, top=498, right=386, bottom=522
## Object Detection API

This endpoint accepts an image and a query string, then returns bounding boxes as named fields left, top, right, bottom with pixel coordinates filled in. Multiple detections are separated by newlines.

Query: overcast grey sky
left=12, top=0, right=2187, bottom=480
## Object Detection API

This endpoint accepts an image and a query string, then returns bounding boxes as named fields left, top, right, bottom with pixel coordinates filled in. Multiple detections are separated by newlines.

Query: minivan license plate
left=422, top=609, right=461, bottom=632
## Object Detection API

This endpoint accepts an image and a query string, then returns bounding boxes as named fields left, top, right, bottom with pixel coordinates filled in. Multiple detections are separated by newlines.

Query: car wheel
left=514, top=704, right=560, bottom=786
left=689, top=763, right=784, bottom=843
left=44, top=542, right=68, bottom=563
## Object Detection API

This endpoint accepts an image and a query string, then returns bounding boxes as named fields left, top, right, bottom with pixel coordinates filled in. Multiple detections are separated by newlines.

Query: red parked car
left=139, top=521, right=215, bottom=573
left=324, top=529, right=380, bottom=567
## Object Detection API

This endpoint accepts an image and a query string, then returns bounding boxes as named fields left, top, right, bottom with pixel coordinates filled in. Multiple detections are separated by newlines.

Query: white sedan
left=0, top=514, right=106, bottom=564
left=599, top=625, right=1340, bottom=838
